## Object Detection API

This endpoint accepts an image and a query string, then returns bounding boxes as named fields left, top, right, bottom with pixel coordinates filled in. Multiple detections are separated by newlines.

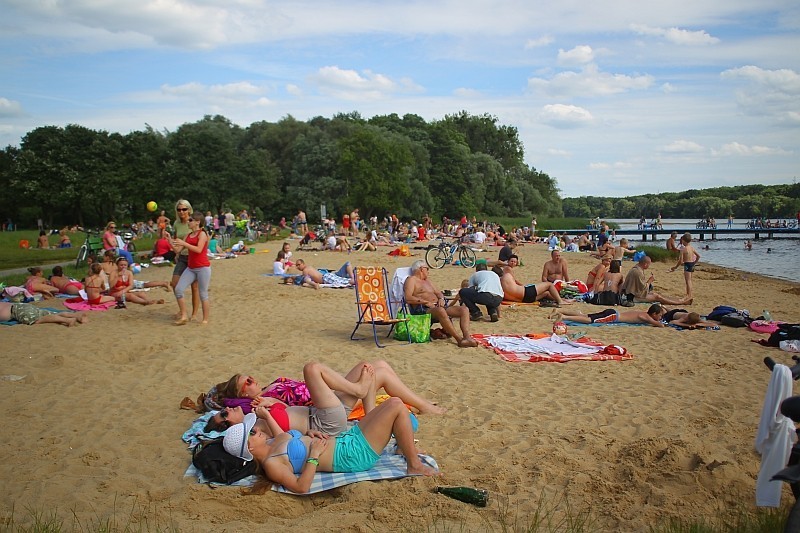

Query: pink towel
left=63, top=300, right=115, bottom=311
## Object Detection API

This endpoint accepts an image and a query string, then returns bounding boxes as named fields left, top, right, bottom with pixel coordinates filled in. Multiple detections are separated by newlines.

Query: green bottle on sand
left=435, top=486, right=489, bottom=507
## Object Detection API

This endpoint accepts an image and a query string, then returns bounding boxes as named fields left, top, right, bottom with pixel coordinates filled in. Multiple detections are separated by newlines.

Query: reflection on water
left=605, top=219, right=800, bottom=282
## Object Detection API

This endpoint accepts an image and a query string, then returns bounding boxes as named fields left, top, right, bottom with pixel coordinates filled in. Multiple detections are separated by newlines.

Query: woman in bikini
left=172, top=211, right=210, bottom=324
left=206, top=360, right=446, bottom=424
left=83, top=263, right=116, bottom=305
left=108, top=257, right=165, bottom=308
left=223, top=395, right=438, bottom=494
left=586, top=256, right=611, bottom=292
left=49, top=265, right=83, bottom=296
left=24, top=267, right=60, bottom=299
left=205, top=361, right=377, bottom=436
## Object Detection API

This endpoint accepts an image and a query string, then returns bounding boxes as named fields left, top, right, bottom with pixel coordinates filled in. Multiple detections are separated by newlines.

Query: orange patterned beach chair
left=350, top=266, right=411, bottom=348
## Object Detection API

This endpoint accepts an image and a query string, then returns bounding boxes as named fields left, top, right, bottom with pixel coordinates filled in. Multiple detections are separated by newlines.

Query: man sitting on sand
left=403, top=260, right=477, bottom=348
left=541, top=249, right=569, bottom=283
left=621, top=255, right=691, bottom=306
left=295, top=258, right=354, bottom=286
left=552, top=303, right=666, bottom=327
left=497, top=255, right=568, bottom=306
left=0, top=302, right=88, bottom=327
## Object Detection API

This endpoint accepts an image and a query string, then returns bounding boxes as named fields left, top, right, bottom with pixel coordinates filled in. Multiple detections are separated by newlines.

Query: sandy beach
left=2, top=240, right=800, bottom=531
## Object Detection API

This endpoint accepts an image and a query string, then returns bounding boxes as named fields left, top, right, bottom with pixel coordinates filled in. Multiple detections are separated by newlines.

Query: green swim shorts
left=10, top=303, right=56, bottom=325
left=332, top=424, right=380, bottom=473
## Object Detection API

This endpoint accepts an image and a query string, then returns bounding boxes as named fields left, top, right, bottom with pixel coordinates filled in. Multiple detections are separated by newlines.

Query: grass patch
left=637, top=245, right=678, bottom=263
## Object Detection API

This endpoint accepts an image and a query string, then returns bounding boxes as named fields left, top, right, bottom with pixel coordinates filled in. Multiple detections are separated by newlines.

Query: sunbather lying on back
left=551, top=304, right=666, bottom=327
left=662, top=309, right=718, bottom=329
left=205, top=359, right=445, bottom=429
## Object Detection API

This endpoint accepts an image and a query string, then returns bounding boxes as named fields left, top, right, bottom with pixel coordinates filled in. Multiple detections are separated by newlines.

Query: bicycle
left=75, top=229, right=105, bottom=268
left=425, top=238, right=477, bottom=269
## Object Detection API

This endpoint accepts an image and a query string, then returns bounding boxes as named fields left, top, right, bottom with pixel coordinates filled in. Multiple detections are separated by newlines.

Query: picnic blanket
left=474, top=332, right=633, bottom=363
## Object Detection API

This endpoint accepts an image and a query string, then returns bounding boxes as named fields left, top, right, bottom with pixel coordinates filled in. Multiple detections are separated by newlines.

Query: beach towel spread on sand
left=185, top=443, right=439, bottom=494
left=183, top=413, right=439, bottom=494
left=474, top=333, right=634, bottom=363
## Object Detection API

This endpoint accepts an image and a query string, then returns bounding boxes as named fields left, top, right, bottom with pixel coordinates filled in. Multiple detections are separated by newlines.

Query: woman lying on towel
left=552, top=304, right=666, bottom=327
left=205, top=360, right=445, bottom=432
left=206, top=361, right=376, bottom=435
left=223, top=395, right=438, bottom=494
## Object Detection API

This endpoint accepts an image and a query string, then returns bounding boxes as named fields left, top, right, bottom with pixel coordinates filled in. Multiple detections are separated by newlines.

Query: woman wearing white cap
left=223, top=396, right=438, bottom=494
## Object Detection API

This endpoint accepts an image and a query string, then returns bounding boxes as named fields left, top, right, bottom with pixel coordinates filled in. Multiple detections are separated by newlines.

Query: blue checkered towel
left=184, top=441, right=439, bottom=494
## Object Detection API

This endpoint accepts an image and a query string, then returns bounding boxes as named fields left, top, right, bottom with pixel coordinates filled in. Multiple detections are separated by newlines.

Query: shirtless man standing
left=499, top=256, right=567, bottom=306
left=541, top=250, right=569, bottom=282
left=403, top=260, right=477, bottom=348
left=297, top=210, right=308, bottom=236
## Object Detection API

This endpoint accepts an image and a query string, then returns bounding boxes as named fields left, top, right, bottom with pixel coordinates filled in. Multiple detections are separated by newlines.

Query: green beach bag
left=394, top=311, right=431, bottom=343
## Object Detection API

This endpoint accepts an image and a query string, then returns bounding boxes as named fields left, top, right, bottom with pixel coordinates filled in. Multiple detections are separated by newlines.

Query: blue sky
left=1, top=0, right=798, bottom=198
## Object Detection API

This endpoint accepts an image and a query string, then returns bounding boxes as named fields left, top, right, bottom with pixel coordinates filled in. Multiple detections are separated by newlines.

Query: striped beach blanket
left=185, top=441, right=439, bottom=494
left=473, top=333, right=633, bottom=363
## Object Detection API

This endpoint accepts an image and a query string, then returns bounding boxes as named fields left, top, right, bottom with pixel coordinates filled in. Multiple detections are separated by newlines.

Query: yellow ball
left=146, top=201, right=158, bottom=212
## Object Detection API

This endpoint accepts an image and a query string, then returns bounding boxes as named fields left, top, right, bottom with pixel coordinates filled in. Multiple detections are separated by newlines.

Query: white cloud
left=0, top=98, right=25, bottom=118
left=714, top=142, right=791, bottom=156
left=528, top=64, right=654, bottom=97
left=157, top=81, right=270, bottom=106
left=453, top=88, right=483, bottom=98
left=589, top=161, right=633, bottom=169
left=547, top=148, right=571, bottom=156
left=285, top=84, right=303, bottom=97
left=311, top=66, right=423, bottom=101
left=721, top=66, right=800, bottom=124
left=538, top=104, right=593, bottom=128
left=630, top=24, right=720, bottom=45
left=525, top=35, right=554, bottom=49
left=659, top=140, right=706, bottom=153
left=557, top=45, right=595, bottom=66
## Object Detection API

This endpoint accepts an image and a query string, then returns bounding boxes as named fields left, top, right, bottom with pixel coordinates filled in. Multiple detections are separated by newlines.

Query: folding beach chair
left=350, top=266, right=411, bottom=348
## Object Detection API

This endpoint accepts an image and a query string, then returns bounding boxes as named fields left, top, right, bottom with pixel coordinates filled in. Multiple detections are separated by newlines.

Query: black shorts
left=523, top=284, right=537, bottom=303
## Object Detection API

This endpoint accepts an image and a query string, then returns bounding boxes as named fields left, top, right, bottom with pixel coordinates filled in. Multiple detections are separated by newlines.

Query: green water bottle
left=435, top=486, right=489, bottom=507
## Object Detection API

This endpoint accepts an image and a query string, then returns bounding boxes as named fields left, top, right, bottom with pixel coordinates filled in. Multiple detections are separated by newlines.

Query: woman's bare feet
left=76, top=313, right=89, bottom=324
left=406, top=461, right=439, bottom=477
left=352, top=364, right=375, bottom=399
left=549, top=311, right=563, bottom=321
left=418, top=404, right=448, bottom=415
left=174, top=316, right=188, bottom=326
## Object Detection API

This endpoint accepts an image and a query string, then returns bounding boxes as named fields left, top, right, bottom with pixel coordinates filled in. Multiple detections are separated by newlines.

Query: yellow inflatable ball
left=146, top=201, right=158, bottom=212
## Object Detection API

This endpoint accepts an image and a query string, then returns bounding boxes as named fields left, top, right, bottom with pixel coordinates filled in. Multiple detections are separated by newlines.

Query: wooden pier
left=551, top=227, right=799, bottom=241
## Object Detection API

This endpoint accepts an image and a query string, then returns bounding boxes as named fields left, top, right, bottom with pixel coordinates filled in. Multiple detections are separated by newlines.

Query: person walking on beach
left=668, top=234, right=700, bottom=299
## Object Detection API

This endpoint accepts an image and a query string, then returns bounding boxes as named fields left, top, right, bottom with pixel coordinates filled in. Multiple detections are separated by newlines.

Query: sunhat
left=222, top=412, right=257, bottom=461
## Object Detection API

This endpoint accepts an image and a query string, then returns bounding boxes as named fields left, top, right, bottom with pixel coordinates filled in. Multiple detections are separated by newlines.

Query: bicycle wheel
left=425, top=247, right=448, bottom=269
left=127, top=241, right=136, bottom=253
left=459, top=246, right=477, bottom=268
left=75, top=245, right=88, bottom=268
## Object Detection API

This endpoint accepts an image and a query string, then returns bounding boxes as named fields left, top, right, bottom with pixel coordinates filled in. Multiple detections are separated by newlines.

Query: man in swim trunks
left=498, top=255, right=567, bottom=306
left=552, top=304, right=666, bottom=327
left=541, top=249, right=569, bottom=283
left=0, top=302, right=88, bottom=326
left=403, top=260, right=478, bottom=347
left=668, top=234, right=700, bottom=300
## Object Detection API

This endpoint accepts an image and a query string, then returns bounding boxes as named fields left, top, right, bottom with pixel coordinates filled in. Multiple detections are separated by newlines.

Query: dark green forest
left=0, top=112, right=562, bottom=228
left=562, top=184, right=800, bottom=220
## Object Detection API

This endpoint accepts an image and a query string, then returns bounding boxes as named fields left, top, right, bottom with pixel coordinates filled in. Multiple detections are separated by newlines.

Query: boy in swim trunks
left=668, top=234, right=700, bottom=300
left=552, top=304, right=666, bottom=327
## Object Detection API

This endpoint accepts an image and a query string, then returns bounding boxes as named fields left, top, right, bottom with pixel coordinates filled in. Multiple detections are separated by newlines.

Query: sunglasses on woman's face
left=239, top=376, right=254, bottom=395
left=249, top=428, right=257, bottom=436
left=177, top=208, right=189, bottom=212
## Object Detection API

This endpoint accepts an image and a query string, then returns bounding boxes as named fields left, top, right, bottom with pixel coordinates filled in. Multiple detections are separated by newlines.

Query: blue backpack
left=707, top=305, right=738, bottom=322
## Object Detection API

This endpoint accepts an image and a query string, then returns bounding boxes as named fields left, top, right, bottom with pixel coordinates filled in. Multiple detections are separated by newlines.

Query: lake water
left=605, top=219, right=800, bottom=283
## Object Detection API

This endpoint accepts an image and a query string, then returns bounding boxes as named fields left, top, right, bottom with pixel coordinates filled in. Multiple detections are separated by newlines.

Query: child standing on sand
left=668, top=234, right=699, bottom=299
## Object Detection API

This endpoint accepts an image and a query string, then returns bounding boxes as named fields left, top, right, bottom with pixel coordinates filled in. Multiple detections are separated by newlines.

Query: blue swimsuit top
left=270, top=430, right=307, bottom=474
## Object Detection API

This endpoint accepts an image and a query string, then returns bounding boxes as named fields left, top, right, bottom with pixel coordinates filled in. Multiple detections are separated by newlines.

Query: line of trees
left=0, top=111, right=563, bottom=229
left=563, top=184, right=800, bottom=220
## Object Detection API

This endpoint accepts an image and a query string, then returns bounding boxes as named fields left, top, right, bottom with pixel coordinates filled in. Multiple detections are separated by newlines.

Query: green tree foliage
left=564, top=184, right=799, bottom=220
left=1, top=112, right=563, bottom=228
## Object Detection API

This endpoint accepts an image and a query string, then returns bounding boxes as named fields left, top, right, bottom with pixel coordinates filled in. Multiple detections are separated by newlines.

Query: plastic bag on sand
left=781, top=340, right=800, bottom=353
